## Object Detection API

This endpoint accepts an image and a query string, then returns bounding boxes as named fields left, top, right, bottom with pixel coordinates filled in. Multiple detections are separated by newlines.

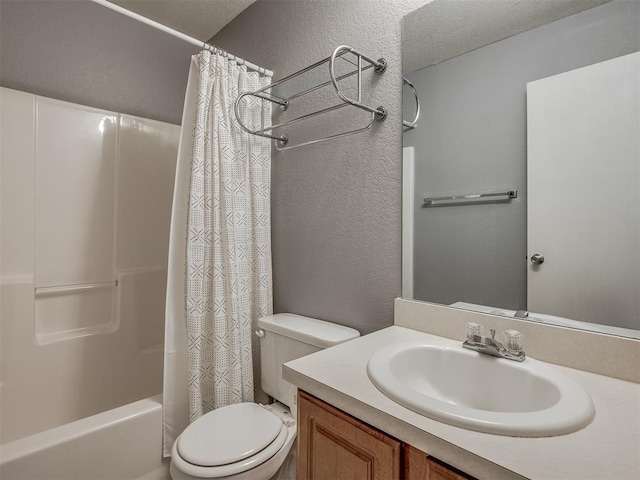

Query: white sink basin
left=367, top=340, right=595, bottom=437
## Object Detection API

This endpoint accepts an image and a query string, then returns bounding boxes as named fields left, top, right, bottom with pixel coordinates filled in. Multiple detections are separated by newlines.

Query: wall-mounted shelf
left=234, top=45, right=388, bottom=151
left=35, top=280, right=118, bottom=297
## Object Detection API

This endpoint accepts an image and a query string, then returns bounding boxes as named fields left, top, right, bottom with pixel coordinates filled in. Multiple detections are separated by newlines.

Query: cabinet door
left=297, top=390, right=401, bottom=480
left=404, top=444, right=473, bottom=480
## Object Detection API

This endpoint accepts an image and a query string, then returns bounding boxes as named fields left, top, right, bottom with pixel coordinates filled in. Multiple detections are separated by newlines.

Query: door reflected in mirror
left=402, top=0, right=639, bottom=339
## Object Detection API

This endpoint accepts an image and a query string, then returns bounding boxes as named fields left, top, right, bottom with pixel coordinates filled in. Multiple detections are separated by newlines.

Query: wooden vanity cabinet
left=297, top=390, right=402, bottom=480
left=297, top=391, right=474, bottom=480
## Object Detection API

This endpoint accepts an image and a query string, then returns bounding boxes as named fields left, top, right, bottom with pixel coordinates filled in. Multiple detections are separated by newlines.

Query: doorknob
left=530, top=253, right=545, bottom=265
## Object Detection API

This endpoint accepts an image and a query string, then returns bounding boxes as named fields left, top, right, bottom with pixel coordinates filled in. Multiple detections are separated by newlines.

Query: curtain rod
left=90, top=0, right=273, bottom=77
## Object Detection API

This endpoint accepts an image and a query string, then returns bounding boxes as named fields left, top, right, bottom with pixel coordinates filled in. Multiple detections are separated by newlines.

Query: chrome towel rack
left=234, top=45, right=387, bottom=151
left=423, top=190, right=518, bottom=207
left=403, top=77, right=420, bottom=130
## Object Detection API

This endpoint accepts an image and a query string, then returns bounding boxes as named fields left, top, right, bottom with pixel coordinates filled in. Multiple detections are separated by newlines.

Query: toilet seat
left=177, top=403, right=284, bottom=467
left=171, top=403, right=294, bottom=479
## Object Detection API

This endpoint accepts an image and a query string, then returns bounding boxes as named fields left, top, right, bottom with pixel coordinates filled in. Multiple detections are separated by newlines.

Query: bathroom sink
left=367, top=340, right=595, bottom=437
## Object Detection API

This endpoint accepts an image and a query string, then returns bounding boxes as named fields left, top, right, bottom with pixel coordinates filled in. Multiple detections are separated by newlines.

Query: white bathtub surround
left=0, top=87, right=178, bottom=443
left=163, top=50, right=273, bottom=456
left=0, top=396, right=169, bottom=480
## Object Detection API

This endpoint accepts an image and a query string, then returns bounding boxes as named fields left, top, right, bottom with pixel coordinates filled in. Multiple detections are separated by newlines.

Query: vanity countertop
left=283, top=326, right=640, bottom=480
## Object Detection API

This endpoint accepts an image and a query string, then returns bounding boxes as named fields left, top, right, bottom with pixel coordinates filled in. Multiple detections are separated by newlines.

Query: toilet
left=170, top=313, right=360, bottom=480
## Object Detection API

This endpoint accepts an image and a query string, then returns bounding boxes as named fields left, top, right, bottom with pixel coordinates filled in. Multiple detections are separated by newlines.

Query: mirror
left=402, top=0, right=639, bottom=339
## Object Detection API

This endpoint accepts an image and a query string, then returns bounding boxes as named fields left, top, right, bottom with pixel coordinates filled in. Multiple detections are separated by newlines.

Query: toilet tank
left=258, top=313, right=360, bottom=405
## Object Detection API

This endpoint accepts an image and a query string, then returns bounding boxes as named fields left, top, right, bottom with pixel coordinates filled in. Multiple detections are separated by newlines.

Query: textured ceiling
left=403, top=0, right=614, bottom=73
left=109, top=0, right=256, bottom=41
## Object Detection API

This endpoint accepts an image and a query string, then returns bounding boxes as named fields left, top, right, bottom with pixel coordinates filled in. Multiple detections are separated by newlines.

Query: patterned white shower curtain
left=162, top=50, right=272, bottom=456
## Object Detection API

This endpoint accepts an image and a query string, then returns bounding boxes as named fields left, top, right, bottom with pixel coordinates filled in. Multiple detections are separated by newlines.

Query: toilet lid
left=177, top=403, right=283, bottom=467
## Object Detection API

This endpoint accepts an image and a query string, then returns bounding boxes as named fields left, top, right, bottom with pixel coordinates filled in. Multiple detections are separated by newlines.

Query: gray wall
left=0, top=0, right=198, bottom=124
left=213, top=0, right=427, bottom=334
left=404, top=0, right=640, bottom=310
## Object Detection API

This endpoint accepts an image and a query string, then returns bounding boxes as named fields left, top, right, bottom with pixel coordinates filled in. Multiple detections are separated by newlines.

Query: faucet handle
left=465, top=322, right=483, bottom=342
left=503, top=330, right=525, bottom=354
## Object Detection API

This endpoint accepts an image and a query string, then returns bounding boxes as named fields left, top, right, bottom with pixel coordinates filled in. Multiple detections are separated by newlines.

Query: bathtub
left=0, top=395, right=169, bottom=480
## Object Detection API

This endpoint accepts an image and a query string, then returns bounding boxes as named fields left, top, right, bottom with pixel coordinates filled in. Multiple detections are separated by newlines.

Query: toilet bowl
left=169, top=313, right=360, bottom=480
left=170, top=401, right=297, bottom=480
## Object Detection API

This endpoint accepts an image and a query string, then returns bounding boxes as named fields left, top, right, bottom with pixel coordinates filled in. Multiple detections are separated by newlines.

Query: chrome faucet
left=463, top=326, right=526, bottom=362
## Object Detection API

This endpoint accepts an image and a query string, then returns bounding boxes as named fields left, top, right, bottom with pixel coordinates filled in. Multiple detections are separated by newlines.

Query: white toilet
left=170, top=313, right=360, bottom=480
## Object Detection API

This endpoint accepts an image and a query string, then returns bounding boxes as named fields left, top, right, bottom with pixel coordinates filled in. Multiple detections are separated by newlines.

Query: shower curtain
left=163, top=50, right=272, bottom=456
